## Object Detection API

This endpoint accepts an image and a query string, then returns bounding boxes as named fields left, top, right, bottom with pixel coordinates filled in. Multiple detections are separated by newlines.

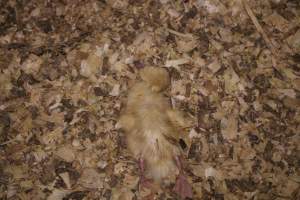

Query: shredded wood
left=0, top=0, right=299, bottom=199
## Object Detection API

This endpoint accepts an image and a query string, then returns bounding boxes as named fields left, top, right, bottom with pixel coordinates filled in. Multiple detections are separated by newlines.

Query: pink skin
left=138, top=158, right=155, bottom=200
left=173, top=156, right=193, bottom=199
left=138, top=158, right=153, bottom=190
left=137, top=156, right=193, bottom=199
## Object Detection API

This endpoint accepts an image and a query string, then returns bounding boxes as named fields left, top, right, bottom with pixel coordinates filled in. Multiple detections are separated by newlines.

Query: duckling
left=118, top=66, right=193, bottom=199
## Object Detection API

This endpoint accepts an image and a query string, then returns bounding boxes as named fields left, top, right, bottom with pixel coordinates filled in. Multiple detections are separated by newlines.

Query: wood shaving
left=0, top=0, right=299, bottom=199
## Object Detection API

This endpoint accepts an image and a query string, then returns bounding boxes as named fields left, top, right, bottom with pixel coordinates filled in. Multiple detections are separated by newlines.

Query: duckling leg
left=173, top=156, right=193, bottom=199
left=137, top=158, right=156, bottom=200
left=138, top=158, right=153, bottom=190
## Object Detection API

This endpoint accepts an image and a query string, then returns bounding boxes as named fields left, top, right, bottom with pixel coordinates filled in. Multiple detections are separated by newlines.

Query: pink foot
left=138, top=158, right=154, bottom=191
left=173, top=173, right=193, bottom=199
left=142, top=192, right=155, bottom=200
left=138, top=175, right=153, bottom=191
left=173, top=156, right=193, bottom=199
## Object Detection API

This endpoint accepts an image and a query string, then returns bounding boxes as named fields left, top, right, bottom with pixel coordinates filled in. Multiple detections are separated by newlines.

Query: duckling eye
left=179, top=139, right=187, bottom=150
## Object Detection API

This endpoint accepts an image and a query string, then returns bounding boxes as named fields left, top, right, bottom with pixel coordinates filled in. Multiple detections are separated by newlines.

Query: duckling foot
left=173, top=156, right=193, bottom=199
left=174, top=173, right=193, bottom=199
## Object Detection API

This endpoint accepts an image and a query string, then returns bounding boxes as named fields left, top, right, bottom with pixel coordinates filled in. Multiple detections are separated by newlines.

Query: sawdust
left=0, top=0, right=299, bottom=199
